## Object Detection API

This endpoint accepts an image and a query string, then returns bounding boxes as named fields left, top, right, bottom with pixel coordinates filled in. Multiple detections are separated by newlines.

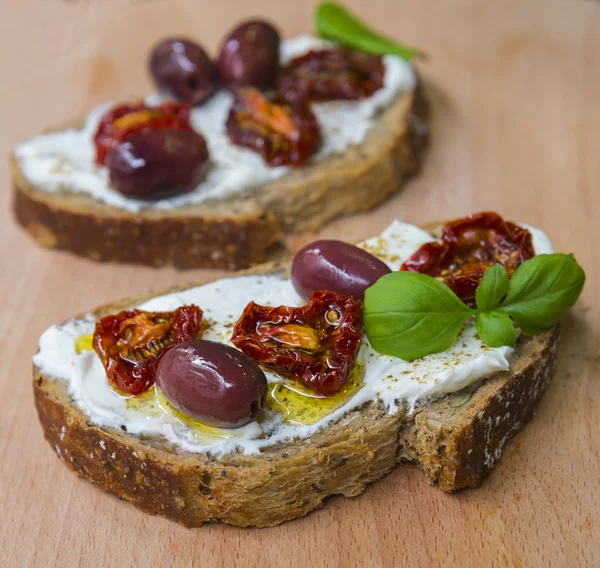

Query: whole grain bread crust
left=32, top=222, right=560, bottom=528
left=13, top=83, right=428, bottom=270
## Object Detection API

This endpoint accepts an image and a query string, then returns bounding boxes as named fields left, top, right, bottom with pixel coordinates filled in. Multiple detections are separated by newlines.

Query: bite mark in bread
left=32, top=223, right=559, bottom=527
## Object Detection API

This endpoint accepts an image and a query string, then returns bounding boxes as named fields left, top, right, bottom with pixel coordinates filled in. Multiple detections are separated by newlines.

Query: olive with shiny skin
left=156, top=340, right=268, bottom=428
left=106, top=129, right=210, bottom=198
left=291, top=240, right=391, bottom=301
left=218, top=20, right=280, bottom=88
left=149, top=38, right=218, bottom=105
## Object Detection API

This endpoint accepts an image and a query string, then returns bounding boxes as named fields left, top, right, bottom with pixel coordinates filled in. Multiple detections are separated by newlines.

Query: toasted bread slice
left=32, top=222, right=559, bottom=528
left=13, top=84, right=428, bottom=270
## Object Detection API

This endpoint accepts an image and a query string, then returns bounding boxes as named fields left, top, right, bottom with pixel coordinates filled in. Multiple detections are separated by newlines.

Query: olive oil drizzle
left=266, top=363, right=365, bottom=426
left=74, top=333, right=366, bottom=430
left=74, top=333, right=94, bottom=354
left=128, top=386, right=258, bottom=442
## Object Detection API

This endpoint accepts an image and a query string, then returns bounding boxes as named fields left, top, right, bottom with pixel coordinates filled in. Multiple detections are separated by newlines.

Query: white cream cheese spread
left=33, top=221, right=554, bottom=456
left=14, top=35, right=416, bottom=213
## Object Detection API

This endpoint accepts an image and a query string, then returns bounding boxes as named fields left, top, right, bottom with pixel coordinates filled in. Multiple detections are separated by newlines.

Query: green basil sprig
left=315, top=2, right=426, bottom=62
left=364, top=254, right=585, bottom=360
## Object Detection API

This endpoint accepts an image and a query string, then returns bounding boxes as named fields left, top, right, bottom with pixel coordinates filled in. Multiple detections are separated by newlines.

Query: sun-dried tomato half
left=231, top=290, right=363, bottom=396
left=401, top=212, right=535, bottom=305
left=92, top=305, right=203, bottom=395
left=94, top=101, right=193, bottom=165
left=277, top=48, right=385, bottom=106
left=225, top=87, right=321, bottom=167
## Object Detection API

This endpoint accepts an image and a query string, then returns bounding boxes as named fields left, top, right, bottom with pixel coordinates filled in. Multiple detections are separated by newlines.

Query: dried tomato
left=225, top=87, right=321, bottom=167
left=94, top=101, right=193, bottom=165
left=401, top=212, right=535, bottom=305
left=231, top=290, right=363, bottom=396
left=277, top=48, right=385, bottom=106
left=92, top=305, right=203, bottom=395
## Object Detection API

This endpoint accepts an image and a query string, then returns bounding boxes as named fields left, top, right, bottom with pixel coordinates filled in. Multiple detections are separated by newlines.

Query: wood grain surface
left=1, top=0, right=598, bottom=566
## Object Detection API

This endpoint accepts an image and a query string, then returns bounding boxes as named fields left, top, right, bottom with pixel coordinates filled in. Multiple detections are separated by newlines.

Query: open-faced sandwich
left=12, top=3, right=428, bottom=269
left=33, top=212, right=585, bottom=527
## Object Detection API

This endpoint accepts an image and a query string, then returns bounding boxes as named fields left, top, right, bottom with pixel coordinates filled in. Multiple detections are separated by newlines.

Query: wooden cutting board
left=0, top=0, right=598, bottom=566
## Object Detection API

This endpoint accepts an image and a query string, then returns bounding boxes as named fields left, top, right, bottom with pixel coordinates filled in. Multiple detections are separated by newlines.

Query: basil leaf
left=475, top=311, right=517, bottom=348
left=475, top=264, right=509, bottom=312
left=315, top=2, right=426, bottom=61
left=500, top=253, right=585, bottom=334
left=364, top=272, right=472, bottom=361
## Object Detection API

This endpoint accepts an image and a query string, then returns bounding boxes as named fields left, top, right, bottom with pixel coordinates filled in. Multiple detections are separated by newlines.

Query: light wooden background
left=1, top=0, right=598, bottom=566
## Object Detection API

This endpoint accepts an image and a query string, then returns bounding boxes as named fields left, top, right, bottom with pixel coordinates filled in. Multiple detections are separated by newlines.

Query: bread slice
left=32, top=221, right=560, bottom=528
left=12, top=84, right=428, bottom=270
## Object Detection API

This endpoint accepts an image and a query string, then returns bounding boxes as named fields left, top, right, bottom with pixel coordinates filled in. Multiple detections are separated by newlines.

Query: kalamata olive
left=106, top=129, right=210, bottom=198
left=156, top=340, right=268, bottom=428
left=291, top=240, right=391, bottom=301
left=149, top=38, right=218, bottom=105
left=218, top=20, right=280, bottom=88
